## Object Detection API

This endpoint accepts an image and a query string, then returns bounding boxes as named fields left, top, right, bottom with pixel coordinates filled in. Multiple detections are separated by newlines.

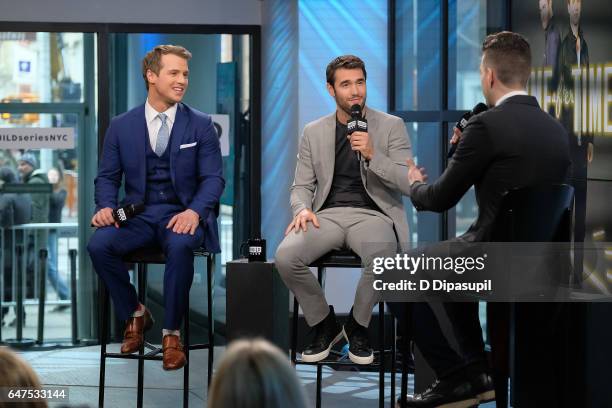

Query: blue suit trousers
left=87, top=204, right=204, bottom=329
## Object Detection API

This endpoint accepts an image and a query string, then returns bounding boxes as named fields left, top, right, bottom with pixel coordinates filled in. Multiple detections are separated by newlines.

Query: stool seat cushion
left=309, top=249, right=362, bottom=268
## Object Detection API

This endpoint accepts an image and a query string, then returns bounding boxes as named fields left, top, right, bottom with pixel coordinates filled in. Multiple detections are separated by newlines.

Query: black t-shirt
left=321, top=120, right=381, bottom=212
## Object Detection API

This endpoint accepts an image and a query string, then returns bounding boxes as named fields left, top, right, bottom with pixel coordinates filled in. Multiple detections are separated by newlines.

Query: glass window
left=454, top=186, right=477, bottom=236
left=395, top=1, right=441, bottom=111
left=0, top=33, right=85, bottom=103
left=403, top=122, right=443, bottom=245
left=448, top=0, right=487, bottom=110
left=1, top=113, right=80, bottom=342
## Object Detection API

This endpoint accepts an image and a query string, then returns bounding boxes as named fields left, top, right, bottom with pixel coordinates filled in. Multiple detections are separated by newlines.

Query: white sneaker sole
left=477, top=389, right=495, bottom=402
left=437, top=398, right=479, bottom=408
left=342, top=327, right=374, bottom=365
left=300, top=331, right=343, bottom=363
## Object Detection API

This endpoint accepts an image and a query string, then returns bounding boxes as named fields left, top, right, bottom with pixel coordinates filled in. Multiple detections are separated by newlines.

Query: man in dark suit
left=87, top=45, right=224, bottom=370
left=397, top=32, right=570, bottom=407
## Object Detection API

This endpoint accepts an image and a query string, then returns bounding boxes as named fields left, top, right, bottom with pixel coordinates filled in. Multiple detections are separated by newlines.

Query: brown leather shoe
left=162, top=334, right=186, bottom=370
left=120, top=307, right=154, bottom=354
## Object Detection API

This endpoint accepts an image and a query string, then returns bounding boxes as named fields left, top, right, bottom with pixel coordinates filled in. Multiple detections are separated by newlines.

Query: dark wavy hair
left=326, top=55, right=367, bottom=86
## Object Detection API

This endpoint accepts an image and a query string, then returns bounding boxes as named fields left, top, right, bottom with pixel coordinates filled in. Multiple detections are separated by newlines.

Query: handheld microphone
left=113, top=203, right=145, bottom=225
left=448, top=102, right=488, bottom=159
left=347, top=104, right=367, bottom=161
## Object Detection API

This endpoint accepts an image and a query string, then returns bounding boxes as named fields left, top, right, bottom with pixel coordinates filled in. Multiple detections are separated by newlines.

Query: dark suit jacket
left=410, top=95, right=570, bottom=242
left=94, top=103, right=225, bottom=252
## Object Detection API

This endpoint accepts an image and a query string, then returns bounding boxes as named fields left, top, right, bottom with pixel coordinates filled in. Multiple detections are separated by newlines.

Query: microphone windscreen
left=472, top=102, right=488, bottom=115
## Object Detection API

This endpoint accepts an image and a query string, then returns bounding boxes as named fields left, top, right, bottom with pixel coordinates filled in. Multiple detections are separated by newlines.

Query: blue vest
left=144, top=140, right=180, bottom=205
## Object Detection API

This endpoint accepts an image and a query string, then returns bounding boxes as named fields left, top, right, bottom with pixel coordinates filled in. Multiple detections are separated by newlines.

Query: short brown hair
left=142, top=45, right=192, bottom=90
left=326, top=55, right=367, bottom=86
left=482, top=31, right=532, bottom=87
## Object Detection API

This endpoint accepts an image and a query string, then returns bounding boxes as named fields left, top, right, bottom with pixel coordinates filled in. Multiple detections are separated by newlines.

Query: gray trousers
left=275, top=207, right=397, bottom=328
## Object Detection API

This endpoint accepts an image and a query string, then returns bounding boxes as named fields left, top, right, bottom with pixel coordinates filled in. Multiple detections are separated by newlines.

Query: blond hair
left=141, top=45, right=192, bottom=90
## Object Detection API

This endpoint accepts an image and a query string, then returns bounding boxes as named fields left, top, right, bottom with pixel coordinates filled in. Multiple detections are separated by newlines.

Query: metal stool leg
left=379, top=302, right=384, bottom=408
left=207, top=255, right=214, bottom=387
left=136, top=263, right=146, bottom=408
left=316, top=363, right=323, bottom=408
left=315, top=266, right=325, bottom=408
left=98, top=280, right=109, bottom=408
left=291, top=293, right=299, bottom=365
left=37, top=249, right=48, bottom=344
left=401, top=344, right=409, bottom=408
left=184, top=294, right=190, bottom=408
left=390, top=317, right=397, bottom=408
left=69, top=249, right=79, bottom=345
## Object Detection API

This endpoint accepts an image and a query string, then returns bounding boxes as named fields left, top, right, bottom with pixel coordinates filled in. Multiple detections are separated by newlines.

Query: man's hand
left=450, top=127, right=463, bottom=145
left=285, top=208, right=320, bottom=235
left=166, top=209, right=200, bottom=235
left=91, top=207, right=118, bottom=228
left=587, top=142, right=594, bottom=163
left=406, top=159, right=428, bottom=186
left=348, top=131, right=374, bottom=161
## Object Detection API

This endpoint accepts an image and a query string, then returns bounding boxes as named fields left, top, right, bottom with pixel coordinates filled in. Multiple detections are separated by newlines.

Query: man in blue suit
left=87, top=45, right=224, bottom=370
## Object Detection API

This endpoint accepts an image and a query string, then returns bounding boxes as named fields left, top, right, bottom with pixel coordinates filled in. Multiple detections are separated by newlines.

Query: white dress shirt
left=144, top=100, right=177, bottom=151
left=495, top=90, right=528, bottom=107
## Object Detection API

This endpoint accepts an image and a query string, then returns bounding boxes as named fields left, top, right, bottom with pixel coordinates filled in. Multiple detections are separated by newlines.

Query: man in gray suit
left=275, top=55, right=412, bottom=364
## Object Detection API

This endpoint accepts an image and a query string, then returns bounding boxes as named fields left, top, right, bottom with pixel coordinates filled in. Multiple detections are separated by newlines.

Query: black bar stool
left=98, top=246, right=215, bottom=408
left=289, top=249, right=396, bottom=408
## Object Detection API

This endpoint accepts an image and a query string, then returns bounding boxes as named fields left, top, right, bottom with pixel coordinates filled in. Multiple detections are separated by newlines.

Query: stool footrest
left=104, top=352, right=163, bottom=361
left=188, top=343, right=212, bottom=351
left=294, top=359, right=383, bottom=368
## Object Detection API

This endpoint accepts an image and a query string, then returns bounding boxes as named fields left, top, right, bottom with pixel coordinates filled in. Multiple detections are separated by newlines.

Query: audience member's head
left=17, top=152, right=38, bottom=180
left=0, top=346, right=47, bottom=408
left=208, top=339, right=306, bottom=408
left=47, top=167, right=64, bottom=188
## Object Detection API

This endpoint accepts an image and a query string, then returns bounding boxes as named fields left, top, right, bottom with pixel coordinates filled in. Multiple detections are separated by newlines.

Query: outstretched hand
left=406, top=159, right=428, bottom=185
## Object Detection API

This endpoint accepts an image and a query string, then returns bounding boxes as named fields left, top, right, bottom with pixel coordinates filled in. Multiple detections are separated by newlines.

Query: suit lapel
left=135, top=105, right=147, bottom=195
left=169, top=103, right=189, bottom=184
left=361, top=108, right=376, bottom=183
left=320, top=113, right=336, bottom=197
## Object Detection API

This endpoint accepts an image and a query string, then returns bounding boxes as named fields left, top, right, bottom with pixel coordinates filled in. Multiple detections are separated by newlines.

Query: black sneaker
left=342, top=308, right=374, bottom=365
left=301, top=305, right=343, bottom=363
left=471, top=372, right=495, bottom=403
left=400, top=376, right=478, bottom=408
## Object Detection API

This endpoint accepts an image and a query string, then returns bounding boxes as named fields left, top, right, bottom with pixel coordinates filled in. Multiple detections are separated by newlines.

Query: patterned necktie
left=154, top=113, right=170, bottom=156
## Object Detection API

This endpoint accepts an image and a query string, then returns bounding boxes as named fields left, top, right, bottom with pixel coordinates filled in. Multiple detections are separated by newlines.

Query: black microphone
left=113, top=203, right=145, bottom=225
left=448, top=102, right=488, bottom=158
left=347, top=104, right=367, bottom=161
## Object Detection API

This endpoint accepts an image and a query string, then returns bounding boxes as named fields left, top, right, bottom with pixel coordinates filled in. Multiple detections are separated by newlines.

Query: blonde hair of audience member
left=208, top=339, right=306, bottom=408
left=0, top=347, right=47, bottom=408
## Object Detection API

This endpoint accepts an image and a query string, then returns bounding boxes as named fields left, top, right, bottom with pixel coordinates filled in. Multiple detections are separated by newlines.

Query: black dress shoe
left=400, top=376, right=479, bottom=408
left=471, top=372, right=495, bottom=403
left=301, top=305, right=343, bottom=363
left=342, top=307, right=374, bottom=365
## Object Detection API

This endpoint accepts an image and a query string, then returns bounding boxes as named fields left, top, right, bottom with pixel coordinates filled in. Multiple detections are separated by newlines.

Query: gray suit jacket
left=290, top=107, right=413, bottom=250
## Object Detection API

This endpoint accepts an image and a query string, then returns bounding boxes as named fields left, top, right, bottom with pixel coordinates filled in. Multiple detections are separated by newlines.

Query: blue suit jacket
left=94, top=103, right=225, bottom=253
